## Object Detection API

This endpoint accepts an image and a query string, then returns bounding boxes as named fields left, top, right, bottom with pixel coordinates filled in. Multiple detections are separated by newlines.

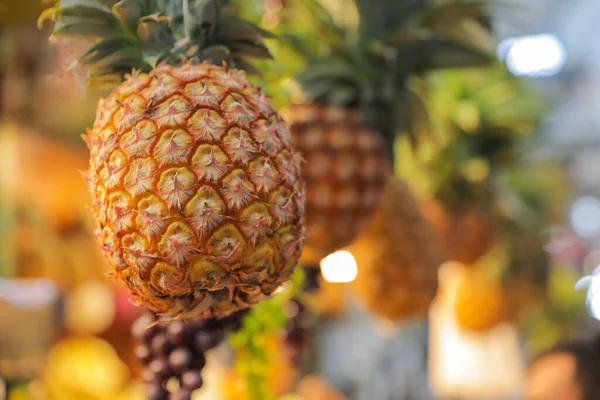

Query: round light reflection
left=320, top=251, right=358, bottom=283
left=570, top=197, right=600, bottom=238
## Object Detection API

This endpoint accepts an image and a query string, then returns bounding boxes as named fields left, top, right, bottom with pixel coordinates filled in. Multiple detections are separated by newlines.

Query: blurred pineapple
left=276, top=0, right=495, bottom=268
left=348, top=178, right=442, bottom=322
left=398, top=66, right=547, bottom=265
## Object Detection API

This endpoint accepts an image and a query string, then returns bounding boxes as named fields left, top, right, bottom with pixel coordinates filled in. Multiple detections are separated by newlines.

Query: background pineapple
left=398, top=65, right=547, bottom=265
left=279, top=0, right=496, bottom=268
left=348, top=178, right=442, bottom=322
left=43, top=0, right=306, bottom=320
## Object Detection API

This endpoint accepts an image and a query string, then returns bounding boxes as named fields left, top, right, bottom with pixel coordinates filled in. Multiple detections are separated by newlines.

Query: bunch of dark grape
left=131, top=310, right=247, bottom=400
left=282, top=267, right=321, bottom=366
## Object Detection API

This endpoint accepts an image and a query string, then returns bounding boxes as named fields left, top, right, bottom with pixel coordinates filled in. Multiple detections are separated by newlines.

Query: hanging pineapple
left=41, top=0, right=306, bottom=321
left=400, top=65, right=547, bottom=265
left=281, top=0, right=496, bottom=268
left=348, top=177, right=442, bottom=322
left=41, top=1, right=306, bottom=397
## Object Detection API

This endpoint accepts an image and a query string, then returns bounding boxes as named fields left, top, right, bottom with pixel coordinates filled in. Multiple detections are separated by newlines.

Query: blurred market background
left=2, top=0, right=600, bottom=399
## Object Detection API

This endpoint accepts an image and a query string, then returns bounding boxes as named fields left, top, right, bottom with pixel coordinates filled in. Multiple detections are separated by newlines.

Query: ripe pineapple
left=408, top=66, right=546, bottom=265
left=280, top=0, right=495, bottom=266
left=348, top=178, right=442, bottom=322
left=44, top=0, right=306, bottom=319
left=287, top=105, right=389, bottom=266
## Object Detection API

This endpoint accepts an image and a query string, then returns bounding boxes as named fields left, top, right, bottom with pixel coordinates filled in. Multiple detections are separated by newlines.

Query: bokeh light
left=320, top=251, right=358, bottom=283
left=498, top=33, right=566, bottom=77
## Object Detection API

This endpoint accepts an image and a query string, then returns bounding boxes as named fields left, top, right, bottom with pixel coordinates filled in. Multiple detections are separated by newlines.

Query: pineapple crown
left=283, top=0, right=496, bottom=154
left=38, top=0, right=275, bottom=87
left=423, top=66, right=547, bottom=205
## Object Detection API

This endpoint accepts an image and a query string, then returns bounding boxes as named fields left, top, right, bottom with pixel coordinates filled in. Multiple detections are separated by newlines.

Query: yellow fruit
left=454, top=269, right=506, bottom=332
left=287, top=105, right=389, bottom=266
left=348, top=178, right=442, bottom=322
left=84, top=62, right=306, bottom=319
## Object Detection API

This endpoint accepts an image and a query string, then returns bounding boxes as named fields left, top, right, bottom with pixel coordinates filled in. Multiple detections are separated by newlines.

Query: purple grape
left=194, top=329, right=223, bottom=351
left=146, top=383, right=168, bottom=400
left=141, top=368, right=158, bottom=384
left=150, top=333, right=173, bottom=355
left=181, top=370, right=203, bottom=391
left=134, top=344, right=152, bottom=364
left=166, top=321, right=187, bottom=344
left=148, top=358, right=172, bottom=381
left=168, top=348, right=192, bottom=373
left=131, top=313, right=157, bottom=341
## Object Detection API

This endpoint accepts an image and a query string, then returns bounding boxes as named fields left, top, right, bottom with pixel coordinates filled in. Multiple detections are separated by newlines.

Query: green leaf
left=53, top=18, right=121, bottom=38
left=231, top=57, right=260, bottom=75
left=112, top=0, right=144, bottom=32
left=299, top=61, right=359, bottom=83
left=54, top=3, right=118, bottom=24
left=217, top=16, right=276, bottom=42
left=328, top=86, right=358, bottom=106
left=355, top=0, right=428, bottom=40
left=80, top=36, right=141, bottom=64
left=410, top=38, right=495, bottom=71
left=420, top=1, right=488, bottom=29
left=228, top=41, right=273, bottom=60
left=200, top=45, right=231, bottom=65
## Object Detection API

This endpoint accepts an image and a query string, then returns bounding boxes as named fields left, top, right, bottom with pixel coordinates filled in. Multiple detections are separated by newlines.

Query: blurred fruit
left=36, top=337, right=130, bottom=400
left=12, top=124, right=89, bottom=230
left=348, top=177, right=442, bottom=322
left=287, top=105, right=389, bottom=266
left=454, top=267, right=507, bottom=333
left=65, top=280, right=116, bottom=335
left=421, top=197, right=495, bottom=265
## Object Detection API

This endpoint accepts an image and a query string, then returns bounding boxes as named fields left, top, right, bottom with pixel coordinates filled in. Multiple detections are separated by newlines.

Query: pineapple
left=403, top=66, right=546, bottom=265
left=348, top=178, right=442, bottom=322
left=287, top=105, right=388, bottom=266
left=281, top=0, right=496, bottom=267
left=43, top=0, right=306, bottom=319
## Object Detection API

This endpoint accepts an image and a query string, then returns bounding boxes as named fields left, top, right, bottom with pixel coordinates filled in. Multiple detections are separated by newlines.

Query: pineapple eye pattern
left=84, top=63, right=306, bottom=319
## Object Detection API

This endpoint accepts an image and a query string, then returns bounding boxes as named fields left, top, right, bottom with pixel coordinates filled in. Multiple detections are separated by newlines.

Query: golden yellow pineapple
left=286, top=105, right=389, bottom=266
left=43, top=0, right=308, bottom=320
left=348, top=178, right=442, bottom=322
left=83, top=62, right=306, bottom=319
left=454, top=268, right=507, bottom=332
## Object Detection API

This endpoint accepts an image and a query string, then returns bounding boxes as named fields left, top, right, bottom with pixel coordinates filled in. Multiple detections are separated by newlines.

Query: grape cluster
left=131, top=311, right=247, bottom=400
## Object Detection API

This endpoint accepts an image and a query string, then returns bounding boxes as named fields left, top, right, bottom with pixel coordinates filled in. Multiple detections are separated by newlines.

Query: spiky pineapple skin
left=286, top=105, right=389, bottom=266
left=348, top=178, right=442, bottom=322
left=83, top=62, right=306, bottom=319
